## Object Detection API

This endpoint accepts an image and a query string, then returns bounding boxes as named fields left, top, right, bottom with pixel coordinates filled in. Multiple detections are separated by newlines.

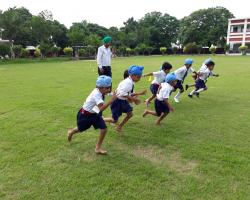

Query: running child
left=142, top=73, right=177, bottom=125
left=173, top=58, right=198, bottom=102
left=188, top=60, right=219, bottom=98
left=104, top=65, right=144, bottom=133
left=67, top=75, right=117, bottom=155
left=143, top=62, right=172, bottom=106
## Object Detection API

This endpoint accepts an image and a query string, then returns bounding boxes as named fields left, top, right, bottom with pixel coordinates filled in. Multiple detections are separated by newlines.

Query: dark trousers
left=98, top=66, right=112, bottom=77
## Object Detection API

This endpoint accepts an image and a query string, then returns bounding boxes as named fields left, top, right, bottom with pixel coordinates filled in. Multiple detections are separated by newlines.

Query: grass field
left=1, top=55, right=250, bottom=199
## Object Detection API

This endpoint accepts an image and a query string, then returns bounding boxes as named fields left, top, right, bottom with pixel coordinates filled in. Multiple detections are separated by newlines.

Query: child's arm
left=164, top=98, right=174, bottom=112
left=142, top=72, right=153, bottom=77
left=131, top=89, right=147, bottom=97
left=127, top=95, right=141, bottom=105
left=97, top=93, right=117, bottom=112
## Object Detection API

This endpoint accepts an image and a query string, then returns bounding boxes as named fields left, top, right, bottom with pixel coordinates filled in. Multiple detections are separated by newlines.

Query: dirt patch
left=132, top=145, right=198, bottom=176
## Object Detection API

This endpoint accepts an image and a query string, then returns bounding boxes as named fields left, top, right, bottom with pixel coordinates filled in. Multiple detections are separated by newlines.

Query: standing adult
left=97, top=36, right=112, bottom=77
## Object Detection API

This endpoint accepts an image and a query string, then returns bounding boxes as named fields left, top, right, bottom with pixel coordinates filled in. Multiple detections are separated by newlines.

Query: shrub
left=51, top=46, right=61, bottom=57
left=0, top=44, right=10, bottom=57
left=209, top=45, right=217, bottom=55
left=126, top=47, right=131, bottom=56
left=34, top=48, right=41, bottom=57
left=183, top=42, right=198, bottom=54
left=20, top=48, right=29, bottom=58
left=79, top=49, right=87, bottom=57
left=63, top=47, right=73, bottom=57
left=39, top=42, right=52, bottom=57
left=160, top=47, right=167, bottom=55
left=13, top=45, right=22, bottom=58
left=172, top=46, right=178, bottom=54
left=145, top=46, right=154, bottom=55
left=239, top=45, right=248, bottom=55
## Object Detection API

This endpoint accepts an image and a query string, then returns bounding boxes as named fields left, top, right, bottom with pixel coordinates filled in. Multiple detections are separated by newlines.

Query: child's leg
left=67, top=127, right=79, bottom=142
left=142, top=109, right=158, bottom=117
left=103, top=117, right=116, bottom=123
left=196, top=88, right=206, bottom=93
left=116, top=111, right=133, bottom=132
left=146, top=94, right=156, bottom=103
left=156, top=112, right=168, bottom=125
left=95, top=128, right=107, bottom=155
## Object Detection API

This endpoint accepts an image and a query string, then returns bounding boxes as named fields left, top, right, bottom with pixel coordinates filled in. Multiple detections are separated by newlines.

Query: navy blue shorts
left=195, top=79, right=207, bottom=90
left=150, top=84, right=160, bottom=95
left=77, top=109, right=107, bottom=132
left=174, top=80, right=184, bottom=92
left=98, top=66, right=112, bottom=77
left=111, top=99, right=133, bottom=121
left=154, top=99, right=169, bottom=116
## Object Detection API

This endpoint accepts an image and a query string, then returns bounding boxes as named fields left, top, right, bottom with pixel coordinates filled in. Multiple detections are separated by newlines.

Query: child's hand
left=110, top=91, right=117, bottom=102
left=141, top=90, right=147, bottom=95
left=169, top=107, right=174, bottom=112
left=134, top=98, right=141, bottom=105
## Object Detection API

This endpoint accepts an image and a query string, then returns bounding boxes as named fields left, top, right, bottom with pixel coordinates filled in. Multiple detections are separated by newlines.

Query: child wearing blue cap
left=188, top=60, right=219, bottom=98
left=185, top=58, right=212, bottom=90
left=143, top=73, right=177, bottom=125
left=172, top=58, right=197, bottom=102
left=104, top=65, right=144, bottom=133
left=143, top=62, right=172, bottom=106
left=67, top=75, right=117, bottom=155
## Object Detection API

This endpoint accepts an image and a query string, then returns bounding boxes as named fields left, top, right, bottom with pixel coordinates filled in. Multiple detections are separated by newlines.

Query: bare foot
left=155, top=121, right=161, bottom=126
left=67, top=129, right=74, bottom=142
left=115, top=125, right=123, bottom=133
left=142, top=111, right=148, bottom=117
left=95, top=148, right=107, bottom=155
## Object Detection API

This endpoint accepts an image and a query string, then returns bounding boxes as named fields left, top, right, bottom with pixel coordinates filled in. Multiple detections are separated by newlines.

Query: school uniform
left=150, top=70, right=166, bottom=94
left=195, top=66, right=214, bottom=90
left=110, top=77, right=134, bottom=121
left=77, top=88, right=106, bottom=132
left=154, top=82, right=173, bottom=116
left=97, top=45, right=112, bottom=77
left=174, top=66, right=194, bottom=92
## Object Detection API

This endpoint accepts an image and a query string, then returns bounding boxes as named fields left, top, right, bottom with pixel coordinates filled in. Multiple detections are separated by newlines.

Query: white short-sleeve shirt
left=151, top=70, right=166, bottom=84
left=82, top=88, right=104, bottom=113
left=96, top=45, right=112, bottom=69
left=156, top=82, right=174, bottom=101
left=174, top=66, right=194, bottom=81
left=116, top=77, right=134, bottom=100
left=199, top=67, right=213, bottom=81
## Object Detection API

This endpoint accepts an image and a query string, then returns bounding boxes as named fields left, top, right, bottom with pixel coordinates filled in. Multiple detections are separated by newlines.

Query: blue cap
left=128, top=65, right=144, bottom=76
left=185, top=58, right=193, bottom=65
left=203, top=58, right=212, bottom=65
left=165, top=73, right=177, bottom=83
left=96, top=75, right=112, bottom=87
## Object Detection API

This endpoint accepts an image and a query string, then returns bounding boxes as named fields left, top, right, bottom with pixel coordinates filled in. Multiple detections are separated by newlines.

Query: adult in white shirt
left=97, top=36, right=112, bottom=77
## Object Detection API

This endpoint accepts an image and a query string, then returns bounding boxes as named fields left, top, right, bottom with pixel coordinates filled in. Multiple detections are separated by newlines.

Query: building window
left=247, top=24, right=250, bottom=31
left=231, top=25, right=244, bottom=33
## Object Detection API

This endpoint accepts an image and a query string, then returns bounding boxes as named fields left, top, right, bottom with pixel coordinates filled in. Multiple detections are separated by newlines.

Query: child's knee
left=100, top=128, right=107, bottom=134
left=127, top=112, right=133, bottom=118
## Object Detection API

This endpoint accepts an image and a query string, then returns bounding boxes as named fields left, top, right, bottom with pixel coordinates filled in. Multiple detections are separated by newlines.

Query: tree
left=0, top=7, right=33, bottom=46
left=179, top=7, right=234, bottom=47
left=139, top=12, right=179, bottom=49
left=39, top=42, right=52, bottom=57
left=12, top=45, right=22, bottom=58
left=183, top=42, right=198, bottom=54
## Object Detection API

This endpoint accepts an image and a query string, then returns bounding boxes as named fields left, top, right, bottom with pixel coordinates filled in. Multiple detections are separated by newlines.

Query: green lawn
left=1, top=55, right=250, bottom=199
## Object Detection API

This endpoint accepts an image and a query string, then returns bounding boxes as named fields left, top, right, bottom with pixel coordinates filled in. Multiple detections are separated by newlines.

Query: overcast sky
left=1, top=0, right=249, bottom=28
